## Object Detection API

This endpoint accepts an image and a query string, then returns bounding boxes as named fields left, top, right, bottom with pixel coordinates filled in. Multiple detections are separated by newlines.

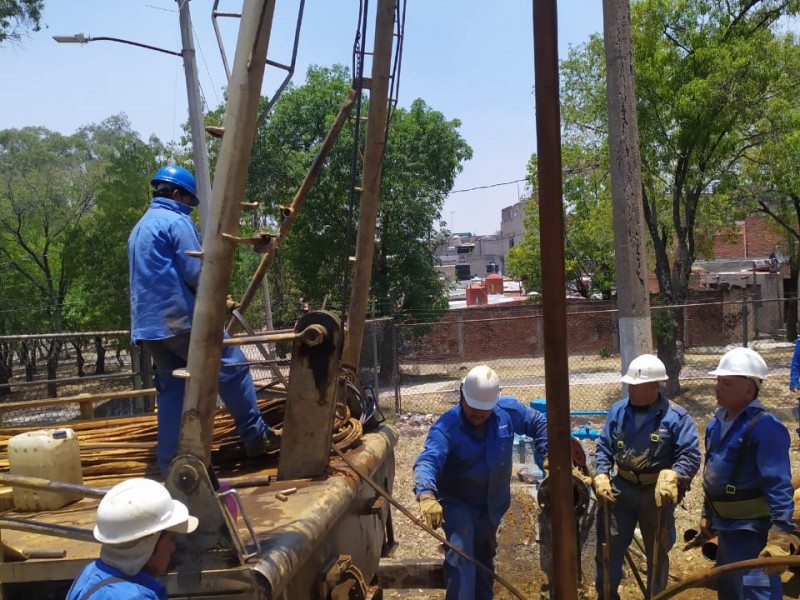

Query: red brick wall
left=704, top=216, right=780, bottom=260
left=400, top=292, right=733, bottom=362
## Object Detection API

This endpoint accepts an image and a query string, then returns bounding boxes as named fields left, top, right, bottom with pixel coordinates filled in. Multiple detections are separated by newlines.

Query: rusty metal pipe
left=701, top=537, right=718, bottom=562
left=340, top=0, right=396, bottom=371
left=223, top=324, right=327, bottom=347
left=651, top=556, right=800, bottom=600
left=0, top=473, right=108, bottom=499
left=226, top=87, right=359, bottom=335
left=532, top=0, right=579, bottom=597
left=0, top=516, right=95, bottom=543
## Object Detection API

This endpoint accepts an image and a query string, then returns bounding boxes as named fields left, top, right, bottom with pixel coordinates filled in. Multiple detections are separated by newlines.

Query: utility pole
left=178, top=0, right=213, bottom=236
left=603, top=0, right=652, bottom=377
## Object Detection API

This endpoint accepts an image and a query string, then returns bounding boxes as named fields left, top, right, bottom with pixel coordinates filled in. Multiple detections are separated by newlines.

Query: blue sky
left=1, top=0, right=603, bottom=235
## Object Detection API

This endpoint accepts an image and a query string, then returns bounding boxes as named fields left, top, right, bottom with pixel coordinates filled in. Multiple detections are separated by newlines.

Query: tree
left=508, top=143, right=615, bottom=298
left=555, top=0, right=800, bottom=393
left=0, top=0, right=44, bottom=45
left=0, top=118, right=151, bottom=393
left=229, top=65, right=472, bottom=329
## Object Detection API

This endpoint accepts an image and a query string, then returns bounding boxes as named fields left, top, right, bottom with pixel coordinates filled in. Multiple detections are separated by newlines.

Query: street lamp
left=52, top=33, right=182, bottom=57
left=53, top=16, right=212, bottom=237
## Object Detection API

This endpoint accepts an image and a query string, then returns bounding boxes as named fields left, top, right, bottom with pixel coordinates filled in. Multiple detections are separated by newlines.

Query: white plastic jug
left=8, top=428, right=83, bottom=511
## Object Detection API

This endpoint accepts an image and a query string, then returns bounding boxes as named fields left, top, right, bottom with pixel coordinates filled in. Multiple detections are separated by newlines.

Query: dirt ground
left=386, top=378, right=800, bottom=599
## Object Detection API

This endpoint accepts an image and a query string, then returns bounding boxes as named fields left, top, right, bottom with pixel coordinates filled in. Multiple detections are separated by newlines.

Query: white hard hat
left=620, top=354, right=668, bottom=385
left=94, top=478, right=199, bottom=545
left=462, top=365, right=500, bottom=410
left=709, top=347, right=768, bottom=384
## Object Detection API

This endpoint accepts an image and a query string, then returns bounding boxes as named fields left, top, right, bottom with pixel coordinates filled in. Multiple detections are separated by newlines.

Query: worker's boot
left=245, top=428, right=282, bottom=457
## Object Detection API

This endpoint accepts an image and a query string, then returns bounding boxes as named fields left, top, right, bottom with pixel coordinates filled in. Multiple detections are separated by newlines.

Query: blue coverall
left=789, top=337, right=800, bottom=436
left=66, top=559, right=165, bottom=600
left=128, top=197, right=268, bottom=472
left=413, top=396, right=548, bottom=600
left=703, top=401, right=794, bottom=600
left=594, top=394, right=701, bottom=600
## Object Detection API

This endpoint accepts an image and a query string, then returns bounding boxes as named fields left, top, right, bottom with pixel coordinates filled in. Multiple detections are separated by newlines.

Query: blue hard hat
left=151, top=165, right=198, bottom=206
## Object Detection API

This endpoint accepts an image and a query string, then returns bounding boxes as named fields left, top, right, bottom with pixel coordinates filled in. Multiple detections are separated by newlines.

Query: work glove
left=792, top=488, right=800, bottom=525
left=594, top=473, right=615, bottom=504
left=572, top=466, right=593, bottom=487
left=542, top=456, right=549, bottom=477
left=758, top=528, right=800, bottom=574
left=419, top=496, right=444, bottom=530
left=226, top=294, right=240, bottom=313
left=654, top=469, right=680, bottom=508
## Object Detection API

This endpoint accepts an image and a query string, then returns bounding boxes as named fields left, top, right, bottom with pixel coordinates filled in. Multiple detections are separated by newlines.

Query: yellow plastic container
left=8, top=428, right=83, bottom=511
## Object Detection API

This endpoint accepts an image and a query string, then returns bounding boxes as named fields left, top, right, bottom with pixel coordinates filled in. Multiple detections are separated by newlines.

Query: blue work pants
left=716, top=524, right=781, bottom=600
left=441, top=499, right=498, bottom=600
left=595, top=478, right=675, bottom=600
left=143, top=333, right=267, bottom=473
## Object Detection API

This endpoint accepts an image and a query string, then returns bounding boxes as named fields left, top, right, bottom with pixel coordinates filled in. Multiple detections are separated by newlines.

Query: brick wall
left=706, top=216, right=780, bottom=260
left=400, top=292, right=742, bottom=362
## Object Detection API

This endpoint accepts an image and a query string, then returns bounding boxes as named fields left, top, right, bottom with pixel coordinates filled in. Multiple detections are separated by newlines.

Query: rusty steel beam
left=340, top=0, right=397, bottom=371
left=277, top=311, right=343, bottom=480
left=226, top=87, right=360, bottom=335
left=532, top=1, right=579, bottom=599
left=177, top=0, right=277, bottom=465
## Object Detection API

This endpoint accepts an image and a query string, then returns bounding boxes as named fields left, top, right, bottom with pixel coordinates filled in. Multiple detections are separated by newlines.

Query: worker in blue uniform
left=594, top=353, right=701, bottom=599
left=788, top=336, right=800, bottom=437
left=66, top=478, right=198, bottom=600
left=413, top=365, right=548, bottom=599
left=128, top=165, right=279, bottom=473
left=701, top=346, right=797, bottom=600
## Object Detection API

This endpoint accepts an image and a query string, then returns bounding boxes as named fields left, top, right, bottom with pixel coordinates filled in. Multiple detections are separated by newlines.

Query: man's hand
left=419, top=496, right=444, bottom=529
left=654, top=469, right=680, bottom=507
left=594, top=473, right=615, bottom=504
left=572, top=466, right=593, bottom=487
left=699, top=516, right=714, bottom=538
left=793, top=488, right=800, bottom=525
left=758, top=528, right=800, bottom=574
left=542, top=456, right=549, bottom=477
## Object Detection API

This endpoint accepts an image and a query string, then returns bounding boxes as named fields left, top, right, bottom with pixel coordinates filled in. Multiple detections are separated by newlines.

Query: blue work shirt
left=703, top=401, right=794, bottom=533
left=413, top=395, right=548, bottom=527
left=790, top=338, right=800, bottom=389
left=595, top=394, right=700, bottom=482
left=66, top=559, right=166, bottom=600
left=128, top=197, right=202, bottom=342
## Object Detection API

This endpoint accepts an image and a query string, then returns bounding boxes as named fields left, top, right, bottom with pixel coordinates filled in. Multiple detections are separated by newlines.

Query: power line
left=449, top=178, right=528, bottom=194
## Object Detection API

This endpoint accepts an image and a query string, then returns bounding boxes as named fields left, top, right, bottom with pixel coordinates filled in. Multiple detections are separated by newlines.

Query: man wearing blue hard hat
left=128, top=165, right=280, bottom=474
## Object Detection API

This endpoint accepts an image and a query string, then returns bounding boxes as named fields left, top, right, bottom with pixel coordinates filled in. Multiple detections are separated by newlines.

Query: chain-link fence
left=392, top=294, right=798, bottom=436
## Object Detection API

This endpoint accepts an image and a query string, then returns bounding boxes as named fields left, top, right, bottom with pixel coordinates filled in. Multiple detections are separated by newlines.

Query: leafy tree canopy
left=0, top=0, right=44, bottom=45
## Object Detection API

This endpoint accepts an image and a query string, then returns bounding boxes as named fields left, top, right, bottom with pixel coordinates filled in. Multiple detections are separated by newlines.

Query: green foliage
left=233, top=65, right=472, bottom=325
left=508, top=143, right=615, bottom=298
left=0, top=0, right=43, bottom=45
left=0, top=126, right=98, bottom=334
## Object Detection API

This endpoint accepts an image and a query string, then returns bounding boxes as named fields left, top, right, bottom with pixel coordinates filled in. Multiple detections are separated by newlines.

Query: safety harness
left=613, top=405, right=665, bottom=485
left=704, top=410, right=770, bottom=520
left=65, top=576, right=127, bottom=600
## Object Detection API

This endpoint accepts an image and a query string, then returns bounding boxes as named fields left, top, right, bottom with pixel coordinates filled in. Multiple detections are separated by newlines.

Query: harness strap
left=614, top=404, right=665, bottom=471
left=65, top=576, right=127, bottom=600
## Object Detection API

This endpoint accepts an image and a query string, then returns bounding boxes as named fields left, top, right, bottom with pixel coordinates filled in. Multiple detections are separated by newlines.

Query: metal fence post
left=391, top=318, right=400, bottom=415
left=742, top=297, right=749, bottom=347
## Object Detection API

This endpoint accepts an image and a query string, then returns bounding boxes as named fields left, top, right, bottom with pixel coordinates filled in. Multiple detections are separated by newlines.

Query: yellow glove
left=792, top=488, right=800, bottom=525
left=758, top=528, right=800, bottom=575
left=594, top=473, right=615, bottom=504
left=654, top=469, right=680, bottom=507
left=226, top=295, right=240, bottom=313
left=572, top=466, right=593, bottom=487
left=542, top=456, right=549, bottom=476
left=419, top=496, right=444, bottom=529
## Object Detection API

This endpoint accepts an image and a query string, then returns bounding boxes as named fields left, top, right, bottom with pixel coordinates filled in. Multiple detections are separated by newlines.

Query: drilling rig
left=0, top=1, right=404, bottom=598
